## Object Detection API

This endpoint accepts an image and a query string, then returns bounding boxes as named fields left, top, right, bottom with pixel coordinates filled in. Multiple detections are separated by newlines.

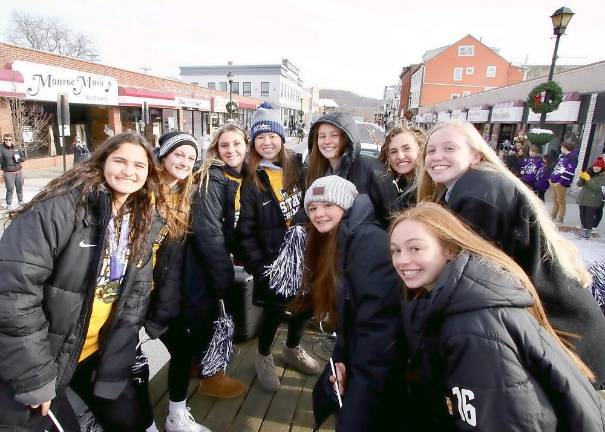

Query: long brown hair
left=248, top=136, right=300, bottom=192
left=379, top=125, right=426, bottom=177
left=390, top=202, right=594, bottom=381
left=306, top=124, right=349, bottom=188
left=415, top=120, right=590, bottom=287
left=291, top=226, right=340, bottom=323
left=11, top=132, right=162, bottom=261
left=155, top=163, right=194, bottom=242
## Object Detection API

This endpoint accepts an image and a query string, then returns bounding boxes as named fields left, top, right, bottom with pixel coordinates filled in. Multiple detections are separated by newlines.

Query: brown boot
left=198, top=372, right=247, bottom=399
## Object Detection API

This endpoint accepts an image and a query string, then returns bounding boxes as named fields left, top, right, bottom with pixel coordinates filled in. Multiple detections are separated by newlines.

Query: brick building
left=405, top=35, right=525, bottom=110
left=0, top=43, right=261, bottom=163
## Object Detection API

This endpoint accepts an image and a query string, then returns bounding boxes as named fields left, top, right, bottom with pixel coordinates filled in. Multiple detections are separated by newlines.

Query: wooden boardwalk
left=149, top=327, right=336, bottom=432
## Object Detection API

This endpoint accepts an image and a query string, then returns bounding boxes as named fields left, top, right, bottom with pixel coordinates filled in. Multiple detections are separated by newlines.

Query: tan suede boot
left=198, top=372, right=247, bottom=399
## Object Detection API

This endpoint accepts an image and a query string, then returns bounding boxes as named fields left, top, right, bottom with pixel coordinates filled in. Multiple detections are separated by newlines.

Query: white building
left=180, top=59, right=304, bottom=126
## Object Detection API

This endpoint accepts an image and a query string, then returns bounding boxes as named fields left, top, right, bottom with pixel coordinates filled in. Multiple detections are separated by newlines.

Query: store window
left=208, top=82, right=216, bottom=89
left=453, top=67, right=463, bottom=81
left=261, top=82, right=270, bottom=97
left=231, top=82, right=239, bottom=95
left=219, top=82, right=227, bottom=92
left=243, top=82, right=251, bottom=96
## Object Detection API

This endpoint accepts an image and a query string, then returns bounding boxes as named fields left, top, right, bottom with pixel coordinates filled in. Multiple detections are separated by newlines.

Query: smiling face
left=425, top=126, right=481, bottom=188
left=104, top=142, right=149, bottom=203
left=317, top=123, right=343, bottom=164
left=308, top=201, right=345, bottom=233
left=390, top=219, right=454, bottom=290
left=254, top=132, right=282, bottom=162
left=162, top=145, right=197, bottom=185
left=218, top=130, right=247, bottom=172
left=388, top=132, right=420, bottom=176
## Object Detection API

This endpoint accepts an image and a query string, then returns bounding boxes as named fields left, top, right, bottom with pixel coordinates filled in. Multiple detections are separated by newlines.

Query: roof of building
left=318, top=98, right=339, bottom=108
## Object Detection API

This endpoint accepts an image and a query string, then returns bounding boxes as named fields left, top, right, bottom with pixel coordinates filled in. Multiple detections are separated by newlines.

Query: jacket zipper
left=259, top=169, right=288, bottom=229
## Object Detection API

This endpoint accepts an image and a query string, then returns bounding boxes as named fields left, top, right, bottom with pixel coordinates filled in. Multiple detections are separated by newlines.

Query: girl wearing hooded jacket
left=390, top=202, right=604, bottom=431
left=378, top=125, right=425, bottom=213
left=306, top=112, right=391, bottom=227
left=416, top=120, right=605, bottom=387
left=235, top=103, right=321, bottom=392
left=181, top=124, right=249, bottom=400
left=293, top=176, right=403, bottom=432
left=0, top=132, right=163, bottom=432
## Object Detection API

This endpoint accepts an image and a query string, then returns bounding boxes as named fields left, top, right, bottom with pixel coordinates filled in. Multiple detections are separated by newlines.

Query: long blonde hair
left=156, top=161, right=195, bottom=242
left=416, top=120, right=590, bottom=287
left=390, top=202, right=594, bottom=381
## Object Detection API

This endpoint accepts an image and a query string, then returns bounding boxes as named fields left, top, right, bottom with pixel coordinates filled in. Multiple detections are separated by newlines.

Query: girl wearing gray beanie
left=293, top=176, right=404, bottom=431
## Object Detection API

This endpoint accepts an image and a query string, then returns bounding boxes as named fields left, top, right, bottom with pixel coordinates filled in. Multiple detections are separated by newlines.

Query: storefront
left=437, top=110, right=451, bottom=122
left=176, top=96, right=211, bottom=138
left=467, top=105, right=491, bottom=135
left=490, top=100, right=525, bottom=149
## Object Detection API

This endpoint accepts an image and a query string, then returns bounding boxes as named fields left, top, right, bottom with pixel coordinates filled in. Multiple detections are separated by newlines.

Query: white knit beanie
left=304, top=176, right=358, bottom=214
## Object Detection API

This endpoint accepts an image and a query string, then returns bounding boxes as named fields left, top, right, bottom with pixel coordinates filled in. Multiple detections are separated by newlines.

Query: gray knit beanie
left=249, top=102, right=286, bottom=143
left=304, top=176, right=358, bottom=214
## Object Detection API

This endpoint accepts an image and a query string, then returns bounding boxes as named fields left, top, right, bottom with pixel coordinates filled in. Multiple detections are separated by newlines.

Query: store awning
left=527, top=92, right=581, bottom=124
left=238, top=100, right=258, bottom=110
left=118, top=86, right=178, bottom=108
left=0, top=69, right=25, bottom=98
left=491, top=100, right=524, bottom=123
left=467, top=105, right=491, bottom=123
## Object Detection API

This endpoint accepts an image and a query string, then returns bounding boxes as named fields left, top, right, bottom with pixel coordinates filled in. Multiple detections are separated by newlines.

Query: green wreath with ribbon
left=226, top=101, right=238, bottom=114
left=527, top=81, right=563, bottom=114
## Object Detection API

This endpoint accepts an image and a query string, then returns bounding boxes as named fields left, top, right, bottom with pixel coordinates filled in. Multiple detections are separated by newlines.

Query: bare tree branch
left=5, top=11, right=99, bottom=61
left=1, top=97, right=52, bottom=154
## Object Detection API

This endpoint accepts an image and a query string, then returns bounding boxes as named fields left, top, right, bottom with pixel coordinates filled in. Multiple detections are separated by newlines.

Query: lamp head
left=551, top=6, right=574, bottom=35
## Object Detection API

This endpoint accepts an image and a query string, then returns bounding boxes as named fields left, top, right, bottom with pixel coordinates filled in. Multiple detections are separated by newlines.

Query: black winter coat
left=234, top=159, right=304, bottom=307
left=0, top=188, right=156, bottom=406
left=182, top=165, right=241, bottom=328
left=0, top=144, right=26, bottom=172
left=313, top=195, right=404, bottom=431
left=446, top=168, right=605, bottom=385
left=386, top=173, right=416, bottom=214
left=402, top=253, right=605, bottom=431
left=308, top=113, right=392, bottom=227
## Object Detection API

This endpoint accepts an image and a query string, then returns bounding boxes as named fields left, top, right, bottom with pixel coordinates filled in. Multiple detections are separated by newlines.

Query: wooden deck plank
left=259, top=365, right=305, bottom=432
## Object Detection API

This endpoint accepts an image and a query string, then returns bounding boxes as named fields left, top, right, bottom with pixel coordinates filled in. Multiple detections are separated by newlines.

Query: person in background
left=0, top=132, right=163, bottom=431
left=416, top=120, right=605, bottom=386
left=576, top=156, right=605, bottom=240
left=183, top=124, right=249, bottom=400
left=391, top=202, right=604, bottom=431
left=235, top=103, right=321, bottom=392
left=0, top=133, right=26, bottom=209
left=519, top=145, right=543, bottom=189
left=549, top=142, right=579, bottom=224
left=72, top=136, right=90, bottom=164
left=533, top=153, right=555, bottom=201
left=378, top=125, right=425, bottom=213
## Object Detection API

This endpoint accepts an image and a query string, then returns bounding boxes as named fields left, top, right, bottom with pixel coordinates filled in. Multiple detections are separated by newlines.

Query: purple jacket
left=519, top=156, right=542, bottom=185
left=533, top=161, right=554, bottom=192
left=550, top=150, right=578, bottom=187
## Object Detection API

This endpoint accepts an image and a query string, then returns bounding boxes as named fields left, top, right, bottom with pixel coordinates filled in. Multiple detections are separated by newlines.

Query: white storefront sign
left=527, top=93, right=581, bottom=123
left=451, top=109, right=468, bottom=121
left=437, top=111, right=451, bottom=122
left=12, top=60, right=119, bottom=106
left=491, top=101, right=524, bottom=123
left=176, top=96, right=211, bottom=111
left=213, top=96, right=230, bottom=113
left=467, top=106, right=490, bottom=123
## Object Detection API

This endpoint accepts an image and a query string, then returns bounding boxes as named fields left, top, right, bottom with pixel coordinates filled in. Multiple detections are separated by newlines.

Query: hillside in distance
left=319, top=89, right=382, bottom=122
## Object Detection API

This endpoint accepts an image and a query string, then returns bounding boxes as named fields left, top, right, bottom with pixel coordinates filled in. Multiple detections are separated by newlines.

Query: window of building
left=465, top=67, right=474, bottom=75
left=261, top=82, right=270, bottom=97
left=231, top=82, right=239, bottom=95
left=191, top=81, right=199, bottom=86
left=451, top=94, right=460, bottom=100
left=458, top=45, right=475, bottom=56
left=462, top=91, right=471, bottom=97
left=208, top=82, right=216, bottom=89
left=218, top=82, right=227, bottom=91
left=243, top=82, right=251, bottom=96
left=486, top=66, right=497, bottom=77
left=453, top=67, right=463, bottom=81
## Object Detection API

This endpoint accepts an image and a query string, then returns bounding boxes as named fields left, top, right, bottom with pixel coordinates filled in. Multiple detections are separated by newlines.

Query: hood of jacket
left=411, top=253, right=535, bottom=330
left=308, top=112, right=361, bottom=162
left=336, top=194, right=378, bottom=241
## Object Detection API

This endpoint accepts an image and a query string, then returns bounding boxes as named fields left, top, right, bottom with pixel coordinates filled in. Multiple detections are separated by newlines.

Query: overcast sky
left=0, top=0, right=603, bottom=99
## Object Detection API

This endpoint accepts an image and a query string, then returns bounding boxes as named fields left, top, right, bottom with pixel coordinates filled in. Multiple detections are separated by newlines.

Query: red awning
left=118, top=86, right=174, bottom=100
left=238, top=101, right=258, bottom=110
left=0, top=69, right=24, bottom=83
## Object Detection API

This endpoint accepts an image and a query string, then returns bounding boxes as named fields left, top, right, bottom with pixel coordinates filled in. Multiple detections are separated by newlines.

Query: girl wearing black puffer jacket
left=306, top=112, right=392, bottom=227
left=0, top=132, right=164, bottom=432
left=293, top=176, right=404, bottom=432
left=390, top=202, right=605, bottom=431
left=235, top=103, right=321, bottom=392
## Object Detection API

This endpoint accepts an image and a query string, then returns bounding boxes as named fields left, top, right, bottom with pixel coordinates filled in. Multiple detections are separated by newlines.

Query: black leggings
left=257, top=304, right=313, bottom=356
left=580, top=205, right=600, bottom=230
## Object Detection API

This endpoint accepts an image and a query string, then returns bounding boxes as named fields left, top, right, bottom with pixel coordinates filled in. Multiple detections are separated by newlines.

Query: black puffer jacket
left=386, top=174, right=416, bottom=214
left=446, top=168, right=605, bottom=386
left=0, top=144, right=26, bottom=172
left=182, top=165, right=241, bottom=327
left=402, top=253, right=605, bottom=431
left=314, top=195, right=404, bottom=431
left=308, top=113, right=391, bottom=227
left=0, top=188, right=155, bottom=405
left=234, top=158, right=303, bottom=307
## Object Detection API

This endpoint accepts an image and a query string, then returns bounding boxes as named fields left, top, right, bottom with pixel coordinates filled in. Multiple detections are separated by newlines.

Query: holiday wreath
left=527, top=81, right=563, bottom=114
left=226, top=101, right=238, bottom=114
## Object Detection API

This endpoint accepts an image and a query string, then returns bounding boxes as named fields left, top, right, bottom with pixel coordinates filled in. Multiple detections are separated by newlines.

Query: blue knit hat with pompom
left=249, top=102, right=285, bottom=143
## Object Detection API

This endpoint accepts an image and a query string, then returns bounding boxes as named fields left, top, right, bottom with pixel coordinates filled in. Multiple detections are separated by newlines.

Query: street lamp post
left=540, top=6, right=574, bottom=127
left=227, top=71, right=234, bottom=120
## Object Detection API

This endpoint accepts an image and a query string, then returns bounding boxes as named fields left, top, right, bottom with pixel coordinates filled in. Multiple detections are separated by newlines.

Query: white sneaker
left=282, top=344, right=321, bottom=375
left=165, top=407, right=212, bottom=432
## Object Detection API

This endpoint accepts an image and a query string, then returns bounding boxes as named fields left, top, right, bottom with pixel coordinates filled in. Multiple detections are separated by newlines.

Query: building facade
left=180, top=59, right=304, bottom=128
left=407, top=35, right=524, bottom=109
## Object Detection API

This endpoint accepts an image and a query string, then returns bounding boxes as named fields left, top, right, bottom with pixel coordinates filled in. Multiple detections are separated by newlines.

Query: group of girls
left=1, top=102, right=605, bottom=432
